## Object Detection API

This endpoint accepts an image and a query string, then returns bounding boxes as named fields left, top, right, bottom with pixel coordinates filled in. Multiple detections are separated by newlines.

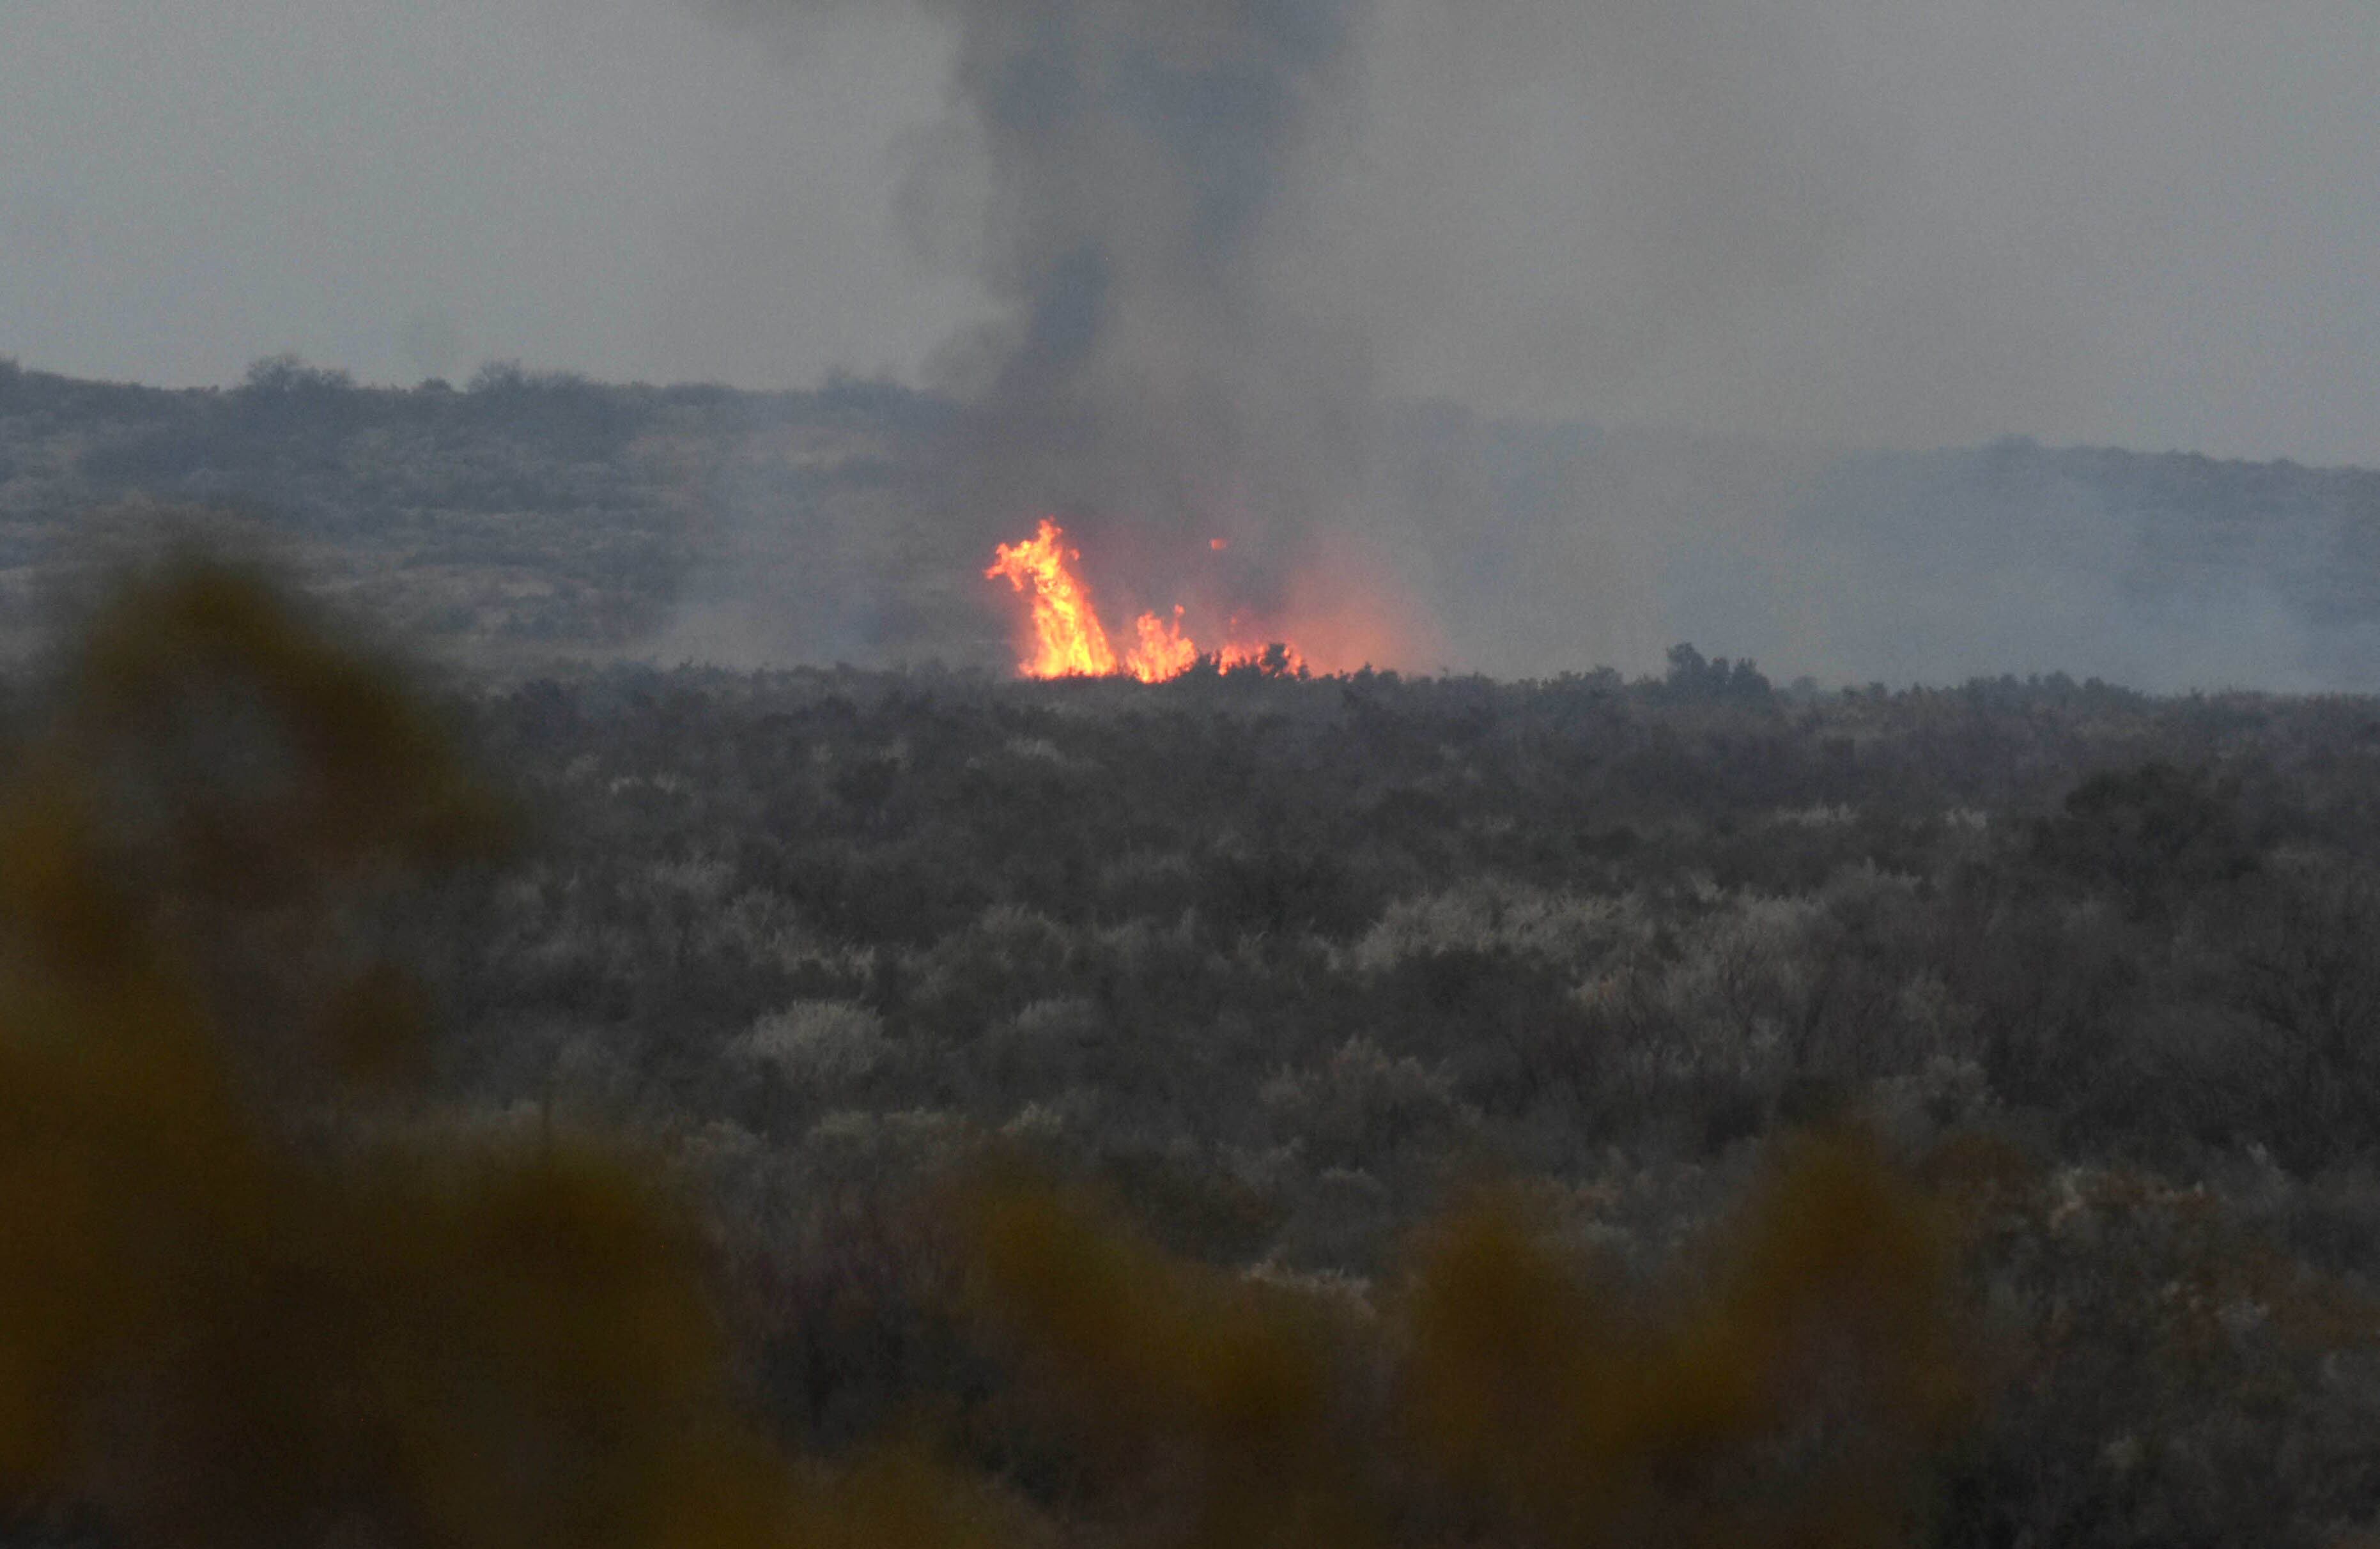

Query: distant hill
left=1761, top=437, right=2380, bottom=689
left=0, top=357, right=971, bottom=668
left=6, top=357, right=2377, bottom=688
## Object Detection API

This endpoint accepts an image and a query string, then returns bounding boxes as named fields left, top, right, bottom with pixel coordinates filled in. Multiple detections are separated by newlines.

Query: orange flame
left=1124, top=606, right=1198, bottom=682
left=985, top=519, right=1120, bottom=677
left=987, top=520, right=1305, bottom=681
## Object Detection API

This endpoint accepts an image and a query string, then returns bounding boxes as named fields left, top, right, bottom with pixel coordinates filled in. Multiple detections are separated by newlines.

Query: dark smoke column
left=904, top=0, right=1379, bottom=561
left=709, top=0, right=1426, bottom=668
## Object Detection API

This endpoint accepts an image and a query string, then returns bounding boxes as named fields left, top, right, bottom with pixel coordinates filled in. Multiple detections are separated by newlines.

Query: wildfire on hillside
left=985, top=520, right=1307, bottom=682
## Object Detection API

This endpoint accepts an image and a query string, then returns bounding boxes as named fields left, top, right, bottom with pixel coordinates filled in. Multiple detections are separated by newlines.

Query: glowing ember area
left=1217, top=640, right=1306, bottom=675
left=985, top=519, right=1305, bottom=682
left=1124, top=606, right=1198, bottom=682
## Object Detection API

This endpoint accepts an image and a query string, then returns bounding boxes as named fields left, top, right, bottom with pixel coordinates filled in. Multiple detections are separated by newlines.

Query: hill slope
left=6, top=357, right=2378, bottom=687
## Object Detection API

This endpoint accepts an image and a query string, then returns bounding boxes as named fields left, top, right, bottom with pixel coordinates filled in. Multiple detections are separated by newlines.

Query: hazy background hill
left=6, top=355, right=2377, bottom=691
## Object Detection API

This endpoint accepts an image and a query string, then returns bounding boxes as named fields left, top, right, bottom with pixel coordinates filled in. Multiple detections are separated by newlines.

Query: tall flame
left=987, top=520, right=1306, bottom=682
left=985, top=519, right=1119, bottom=677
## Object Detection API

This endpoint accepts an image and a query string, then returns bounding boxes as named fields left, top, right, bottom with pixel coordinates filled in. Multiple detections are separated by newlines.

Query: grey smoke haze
left=0, top=0, right=975, bottom=389
left=698, top=0, right=1426, bottom=670
left=1568, top=431, right=2365, bottom=692
left=696, top=0, right=2380, bottom=682
left=4, top=0, right=2372, bottom=461
left=4, top=0, right=2378, bottom=684
left=863, top=0, right=1383, bottom=567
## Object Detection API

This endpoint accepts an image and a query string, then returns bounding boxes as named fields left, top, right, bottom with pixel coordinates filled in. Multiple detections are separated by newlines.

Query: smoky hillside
left=8, top=357, right=2380, bottom=689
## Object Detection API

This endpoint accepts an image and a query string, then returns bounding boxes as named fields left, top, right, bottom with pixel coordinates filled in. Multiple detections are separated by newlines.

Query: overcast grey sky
left=3, top=0, right=2375, bottom=465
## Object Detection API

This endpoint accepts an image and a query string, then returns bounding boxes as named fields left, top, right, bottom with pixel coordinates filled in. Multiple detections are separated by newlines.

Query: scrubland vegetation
left=10, top=350, right=2380, bottom=1542
left=442, top=647, right=2380, bottom=1545
left=10, top=562, right=2380, bottom=1547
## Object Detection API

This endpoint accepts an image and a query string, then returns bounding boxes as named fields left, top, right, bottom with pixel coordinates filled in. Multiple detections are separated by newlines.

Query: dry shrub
left=0, top=559, right=1981, bottom=1549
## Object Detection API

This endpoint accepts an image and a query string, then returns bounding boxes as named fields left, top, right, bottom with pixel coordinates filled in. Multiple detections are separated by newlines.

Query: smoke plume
left=690, top=0, right=2380, bottom=690
left=704, top=0, right=1427, bottom=665
left=695, top=0, right=1928, bottom=675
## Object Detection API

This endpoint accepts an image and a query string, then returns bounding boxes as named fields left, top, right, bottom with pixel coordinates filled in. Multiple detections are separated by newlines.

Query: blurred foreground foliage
left=0, top=563, right=1983, bottom=1547
left=0, top=564, right=785, bottom=1549
left=959, top=1135, right=1965, bottom=1549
